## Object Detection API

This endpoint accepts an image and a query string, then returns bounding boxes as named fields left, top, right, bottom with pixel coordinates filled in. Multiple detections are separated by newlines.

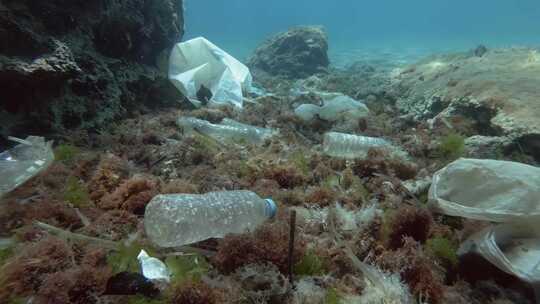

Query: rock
left=0, top=0, right=185, bottom=142
left=248, top=26, right=329, bottom=79
left=464, top=135, right=511, bottom=159
left=473, top=45, right=488, bottom=57
left=392, top=48, right=540, bottom=161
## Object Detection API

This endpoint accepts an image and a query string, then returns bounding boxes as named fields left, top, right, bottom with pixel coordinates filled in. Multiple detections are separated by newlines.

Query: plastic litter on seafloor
left=294, top=93, right=370, bottom=122
left=428, top=158, right=540, bottom=222
left=137, top=250, right=170, bottom=282
left=144, top=190, right=277, bottom=248
left=177, top=116, right=276, bottom=144
left=458, top=220, right=540, bottom=300
left=169, top=37, right=252, bottom=108
left=322, top=132, right=408, bottom=160
left=0, top=136, right=54, bottom=198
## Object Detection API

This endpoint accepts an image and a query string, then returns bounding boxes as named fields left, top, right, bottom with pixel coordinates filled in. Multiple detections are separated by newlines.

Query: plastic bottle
left=322, top=132, right=392, bottom=159
left=144, top=190, right=277, bottom=247
left=177, top=117, right=274, bottom=144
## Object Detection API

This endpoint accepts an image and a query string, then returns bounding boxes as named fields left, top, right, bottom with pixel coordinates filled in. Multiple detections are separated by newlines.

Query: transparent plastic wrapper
left=322, top=132, right=406, bottom=159
left=0, top=136, right=54, bottom=198
left=428, top=158, right=540, bottom=222
left=137, top=250, right=170, bottom=282
left=458, top=220, right=540, bottom=298
left=144, top=190, right=277, bottom=247
left=294, top=94, right=369, bottom=122
left=177, top=116, right=276, bottom=144
left=169, top=37, right=252, bottom=108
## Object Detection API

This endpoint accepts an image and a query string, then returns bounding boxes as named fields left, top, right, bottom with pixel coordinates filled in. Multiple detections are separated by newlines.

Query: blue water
left=184, top=0, right=540, bottom=65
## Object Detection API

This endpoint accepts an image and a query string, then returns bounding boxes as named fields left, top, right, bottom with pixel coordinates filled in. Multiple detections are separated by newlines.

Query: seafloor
left=1, top=3, right=540, bottom=303
left=1, top=44, right=539, bottom=304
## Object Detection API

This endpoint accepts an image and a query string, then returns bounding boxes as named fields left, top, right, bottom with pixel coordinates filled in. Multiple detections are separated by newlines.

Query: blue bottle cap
left=264, top=198, right=277, bottom=218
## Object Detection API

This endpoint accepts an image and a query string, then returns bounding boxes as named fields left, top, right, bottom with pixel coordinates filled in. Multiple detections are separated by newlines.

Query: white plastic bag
left=169, top=37, right=252, bottom=108
left=0, top=136, right=54, bottom=198
left=428, top=158, right=540, bottom=222
left=458, top=221, right=540, bottom=287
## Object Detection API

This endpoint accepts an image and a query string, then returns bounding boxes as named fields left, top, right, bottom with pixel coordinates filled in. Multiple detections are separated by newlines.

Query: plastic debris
left=177, top=116, right=276, bottom=144
left=169, top=37, right=252, bottom=108
left=458, top=220, right=540, bottom=296
left=294, top=93, right=370, bottom=122
left=0, top=136, right=54, bottom=198
left=322, top=132, right=407, bottom=160
left=428, top=158, right=540, bottom=222
left=137, top=250, right=170, bottom=282
left=144, top=190, right=277, bottom=247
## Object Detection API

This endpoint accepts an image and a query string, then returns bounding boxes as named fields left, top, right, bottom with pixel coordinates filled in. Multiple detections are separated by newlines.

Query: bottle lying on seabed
left=322, top=131, right=408, bottom=160
left=177, top=116, right=276, bottom=144
left=144, top=190, right=277, bottom=247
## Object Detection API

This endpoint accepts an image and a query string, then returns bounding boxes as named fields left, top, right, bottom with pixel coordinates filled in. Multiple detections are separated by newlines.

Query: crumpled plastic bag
left=294, top=93, right=370, bottom=122
left=169, top=37, right=252, bottom=108
left=428, top=158, right=540, bottom=222
left=458, top=220, right=540, bottom=291
left=0, top=136, right=54, bottom=198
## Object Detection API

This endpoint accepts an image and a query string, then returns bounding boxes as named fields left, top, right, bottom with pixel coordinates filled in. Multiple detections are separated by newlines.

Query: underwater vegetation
left=435, top=133, right=465, bottom=161
left=0, top=2, right=539, bottom=302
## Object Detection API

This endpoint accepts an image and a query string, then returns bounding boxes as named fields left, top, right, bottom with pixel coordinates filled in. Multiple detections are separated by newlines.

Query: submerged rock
left=393, top=48, right=540, bottom=161
left=248, top=26, right=329, bottom=79
left=0, top=0, right=185, bottom=142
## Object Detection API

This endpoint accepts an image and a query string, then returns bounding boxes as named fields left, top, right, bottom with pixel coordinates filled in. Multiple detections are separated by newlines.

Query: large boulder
left=0, top=0, right=185, bottom=147
left=391, top=47, right=540, bottom=161
left=248, top=26, right=329, bottom=79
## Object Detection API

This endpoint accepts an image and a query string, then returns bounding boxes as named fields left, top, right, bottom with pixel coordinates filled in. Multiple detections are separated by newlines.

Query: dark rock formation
left=0, top=0, right=185, bottom=144
left=248, top=26, right=329, bottom=79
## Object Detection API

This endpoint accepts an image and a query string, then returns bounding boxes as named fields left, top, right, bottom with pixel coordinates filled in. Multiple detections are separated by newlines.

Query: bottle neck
left=264, top=199, right=277, bottom=218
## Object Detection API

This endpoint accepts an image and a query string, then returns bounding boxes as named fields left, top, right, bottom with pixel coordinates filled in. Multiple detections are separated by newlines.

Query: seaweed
left=165, top=254, right=210, bottom=284
left=426, top=237, right=459, bottom=267
left=436, top=133, right=465, bottom=161
left=54, top=144, right=80, bottom=163
left=99, top=176, right=158, bottom=215
left=381, top=205, right=433, bottom=249
left=107, top=242, right=157, bottom=274
left=168, top=280, right=221, bottom=304
left=127, top=295, right=166, bottom=304
left=63, top=176, right=91, bottom=207
left=294, top=249, right=327, bottom=276
left=213, top=221, right=306, bottom=274
left=325, top=288, right=342, bottom=304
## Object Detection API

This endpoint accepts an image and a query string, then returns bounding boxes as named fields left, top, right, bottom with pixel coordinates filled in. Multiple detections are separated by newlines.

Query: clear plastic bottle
left=177, top=117, right=274, bottom=144
left=144, top=190, right=277, bottom=247
left=322, top=132, right=392, bottom=159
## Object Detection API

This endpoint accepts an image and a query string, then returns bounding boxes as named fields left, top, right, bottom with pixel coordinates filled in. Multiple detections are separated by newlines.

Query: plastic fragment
left=137, top=250, right=171, bottom=282
left=0, top=136, right=54, bottom=198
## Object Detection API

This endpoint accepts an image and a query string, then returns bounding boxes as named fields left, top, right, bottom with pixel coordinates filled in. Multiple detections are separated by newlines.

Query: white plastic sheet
left=169, top=37, right=252, bottom=108
left=458, top=221, right=540, bottom=287
left=294, top=94, right=369, bottom=122
left=428, top=158, right=540, bottom=222
left=0, top=136, right=54, bottom=198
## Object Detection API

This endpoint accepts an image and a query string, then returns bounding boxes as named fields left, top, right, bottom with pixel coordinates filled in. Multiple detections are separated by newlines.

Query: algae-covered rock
left=248, top=26, right=329, bottom=79
left=0, top=0, right=185, bottom=143
left=392, top=48, right=540, bottom=160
